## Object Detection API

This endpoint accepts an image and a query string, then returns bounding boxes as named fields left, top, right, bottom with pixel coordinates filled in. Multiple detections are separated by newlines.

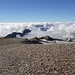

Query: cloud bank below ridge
left=0, top=22, right=75, bottom=39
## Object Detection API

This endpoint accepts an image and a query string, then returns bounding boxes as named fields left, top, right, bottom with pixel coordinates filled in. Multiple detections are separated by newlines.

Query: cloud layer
left=0, top=22, right=75, bottom=39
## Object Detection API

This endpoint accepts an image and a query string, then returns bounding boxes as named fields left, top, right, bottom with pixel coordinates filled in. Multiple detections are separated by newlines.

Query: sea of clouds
left=0, top=22, right=75, bottom=39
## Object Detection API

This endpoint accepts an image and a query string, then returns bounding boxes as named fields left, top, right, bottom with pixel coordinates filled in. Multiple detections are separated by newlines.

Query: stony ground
left=0, top=43, right=75, bottom=75
left=0, top=38, right=24, bottom=46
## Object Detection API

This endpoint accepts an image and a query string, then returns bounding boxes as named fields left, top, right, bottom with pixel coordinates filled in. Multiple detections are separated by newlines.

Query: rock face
left=30, top=37, right=40, bottom=41
left=40, top=36, right=54, bottom=41
left=21, top=36, right=64, bottom=44
left=20, top=29, right=31, bottom=37
left=40, top=36, right=63, bottom=41
left=5, top=32, right=19, bottom=38
left=5, top=29, right=31, bottom=38
left=22, top=37, right=42, bottom=44
left=4, top=34, right=63, bottom=44
left=22, top=40, right=42, bottom=44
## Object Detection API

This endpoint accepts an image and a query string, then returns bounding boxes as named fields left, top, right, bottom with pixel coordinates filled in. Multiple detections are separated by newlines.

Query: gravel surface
left=0, top=44, right=75, bottom=75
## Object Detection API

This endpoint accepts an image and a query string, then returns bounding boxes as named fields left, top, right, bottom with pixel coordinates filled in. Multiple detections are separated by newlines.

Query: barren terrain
left=0, top=38, right=75, bottom=75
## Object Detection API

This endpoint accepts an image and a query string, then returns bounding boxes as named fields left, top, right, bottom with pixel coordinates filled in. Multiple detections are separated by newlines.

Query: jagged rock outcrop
left=5, top=29, right=31, bottom=38
left=29, top=37, right=40, bottom=41
left=40, top=36, right=54, bottom=41
left=22, top=37, right=42, bottom=44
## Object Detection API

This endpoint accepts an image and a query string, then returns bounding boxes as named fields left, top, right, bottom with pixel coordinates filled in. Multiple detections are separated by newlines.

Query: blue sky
left=0, top=0, right=75, bottom=22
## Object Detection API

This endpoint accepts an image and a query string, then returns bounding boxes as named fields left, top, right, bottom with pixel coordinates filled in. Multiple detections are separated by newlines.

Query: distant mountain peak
left=5, top=29, right=31, bottom=38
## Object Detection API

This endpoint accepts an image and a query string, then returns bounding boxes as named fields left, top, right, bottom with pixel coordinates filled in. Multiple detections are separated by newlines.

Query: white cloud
left=0, top=22, right=75, bottom=39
